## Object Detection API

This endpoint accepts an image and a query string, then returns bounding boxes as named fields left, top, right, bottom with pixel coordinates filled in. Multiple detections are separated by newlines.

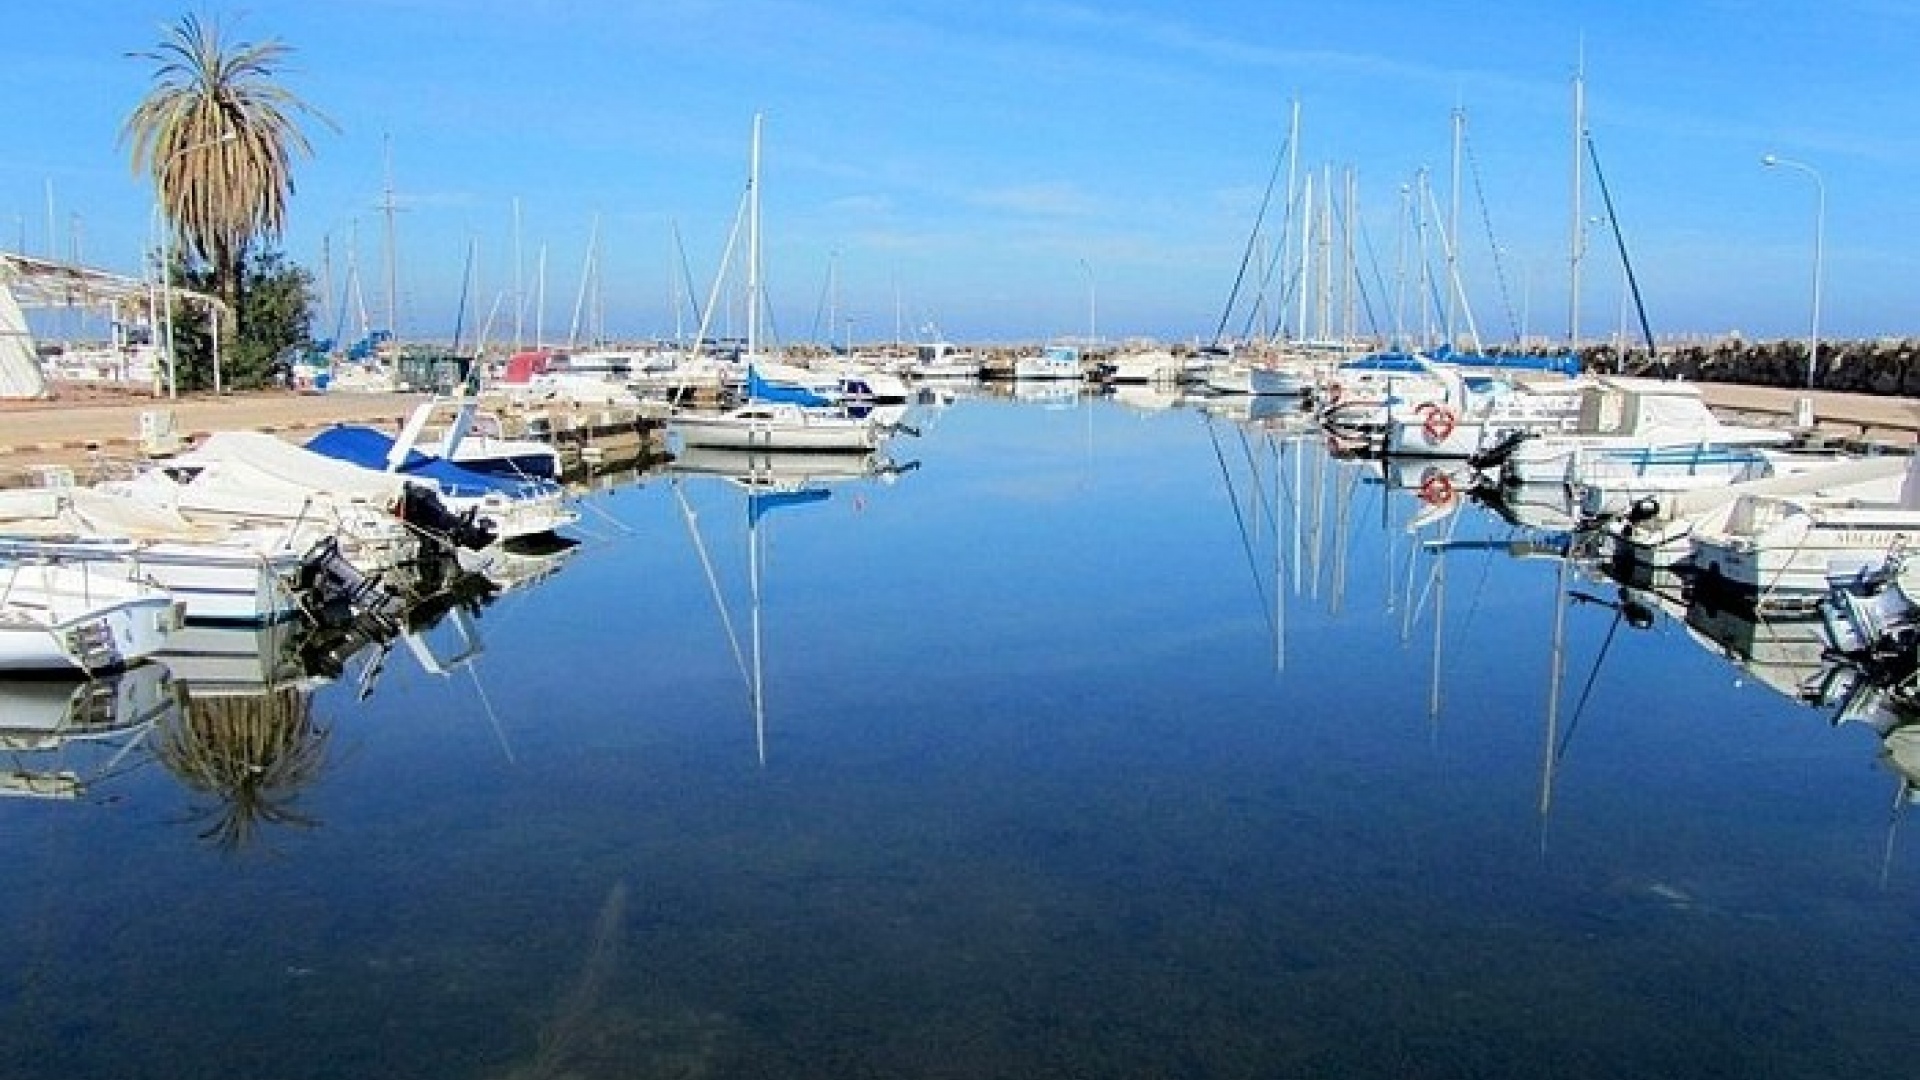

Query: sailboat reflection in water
left=668, top=448, right=917, bottom=762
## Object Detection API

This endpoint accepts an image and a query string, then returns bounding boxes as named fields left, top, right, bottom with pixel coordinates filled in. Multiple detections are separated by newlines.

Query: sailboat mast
left=319, top=233, right=335, bottom=343
left=513, top=196, right=525, bottom=352
left=1567, top=46, right=1586, bottom=347
left=1283, top=100, right=1303, bottom=343
left=747, top=112, right=763, bottom=360
left=1295, top=172, right=1312, bottom=344
left=382, top=134, right=399, bottom=339
left=568, top=214, right=600, bottom=349
left=1446, top=105, right=1464, bottom=348
left=748, top=493, right=767, bottom=767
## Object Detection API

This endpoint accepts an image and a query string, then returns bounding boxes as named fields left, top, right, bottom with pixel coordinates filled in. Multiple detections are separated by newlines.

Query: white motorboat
left=0, top=485, right=313, bottom=624
left=1688, top=468, right=1920, bottom=612
left=1497, top=377, right=1796, bottom=487
left=1, top=560, right=183, bottom=674
left=102, top=431, right=425, bottom=571
left=1013, top=344, right=1086, bottom=381
left=1200, top=350, right=1314, bottom=396
left=906, top=341, right=983, bottom=380
left=399, top=397, right=562, bottom=480
left=306, top=420, right=579, bottom=544
left=1604, top=453, right=1910, bottom=571
left=1576, top=445, right=1861, bottom=521
left=1103, top=349, right=1188, bottom=385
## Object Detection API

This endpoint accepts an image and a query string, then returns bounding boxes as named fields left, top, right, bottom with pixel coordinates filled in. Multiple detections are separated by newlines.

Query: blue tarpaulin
left=749, top=486, right=831, bottom=527
left=306, top=425, right=560, bottom=501
left=746, top=365, right=834, bottom=407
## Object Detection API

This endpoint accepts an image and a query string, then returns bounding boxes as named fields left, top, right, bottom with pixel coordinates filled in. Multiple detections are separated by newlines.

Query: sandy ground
left=0, top=386, right=429, bottom=476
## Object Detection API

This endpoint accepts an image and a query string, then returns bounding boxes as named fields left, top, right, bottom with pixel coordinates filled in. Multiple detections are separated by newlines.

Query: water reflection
left=4, top=395, right=1919, bottom=1078
left=0, top=536, right=578, bottom=850
left=664, top=446, right=917, bottom=763
left=154, top=680, right=331, bottom=849
left=0, top=663, right=181, bottom=801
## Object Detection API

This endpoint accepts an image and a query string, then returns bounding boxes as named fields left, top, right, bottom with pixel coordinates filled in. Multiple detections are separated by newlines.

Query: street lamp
left=154, top=131, right=236, bottom=399
left=1762, top=154, right=1824, bottom=390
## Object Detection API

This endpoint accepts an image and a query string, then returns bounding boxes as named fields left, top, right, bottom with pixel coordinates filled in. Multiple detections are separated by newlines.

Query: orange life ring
left=1419, top=469, right=1454, bottom=505
left=1422, top=405, right=1457, bottom=443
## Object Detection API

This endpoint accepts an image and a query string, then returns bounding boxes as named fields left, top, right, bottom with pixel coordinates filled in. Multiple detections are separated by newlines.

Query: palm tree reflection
left=153, top=687, right=329, bottom=851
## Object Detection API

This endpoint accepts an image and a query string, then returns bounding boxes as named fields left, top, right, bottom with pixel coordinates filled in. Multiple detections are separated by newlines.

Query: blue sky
left=4, top=1, right=1915, bottom=348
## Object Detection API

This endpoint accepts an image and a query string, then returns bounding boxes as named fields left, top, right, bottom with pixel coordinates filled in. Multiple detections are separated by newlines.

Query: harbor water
left=3, top=387, right=1916, bottom=1079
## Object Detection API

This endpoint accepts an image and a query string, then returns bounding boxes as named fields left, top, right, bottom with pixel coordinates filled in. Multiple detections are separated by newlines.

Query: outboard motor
left=395, top=482, right=499, bottom=552
left=296, top=536, right=403, bottom=628
left=1625, top=496, right=1662, bottom=526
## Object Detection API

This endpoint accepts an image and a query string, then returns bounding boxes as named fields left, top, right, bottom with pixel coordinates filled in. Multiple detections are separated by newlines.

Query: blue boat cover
left=749, top=486, right=831, bottom=527
left=306, top=425, right=561, bottom=501
left=746, top=365, right=834, bottom=407
left=1340, top=351, right=1432, bottom=373
left=1430, top=345, right=1582, bottom=377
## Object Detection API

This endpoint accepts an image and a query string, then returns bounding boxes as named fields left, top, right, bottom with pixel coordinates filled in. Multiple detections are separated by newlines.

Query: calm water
left=4, top=388, right=1918, bottom=1079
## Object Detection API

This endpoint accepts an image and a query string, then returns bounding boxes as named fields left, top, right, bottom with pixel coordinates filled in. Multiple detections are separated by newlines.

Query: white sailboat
left=668, top=445, right=909, bottom=764
left=669, top=114, right=884, bottom=454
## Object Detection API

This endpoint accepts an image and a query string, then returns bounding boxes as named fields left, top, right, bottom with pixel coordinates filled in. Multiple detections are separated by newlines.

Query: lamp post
left=154, top=131, right=236, bottom=399
left=1762, top=154, right=1824, bottom=390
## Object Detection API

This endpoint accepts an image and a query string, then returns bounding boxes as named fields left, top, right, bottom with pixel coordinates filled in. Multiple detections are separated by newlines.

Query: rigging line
left=1881, top=779, right=1907, bottom=891
left=1419, top=183, right=1483, bottom=353
left=1408, top=489, right=1466, bottom=630
left=1557, top=603, right=1624, bottom=761
left=1584, top=131, right=1658, bottom=355
left=1266, top=432, right=1303, bottom=532
left=1213, top=130, right=1294, bottom=347
left=670, top=479, right=752, bottom=691
left=673, top=220, right=705, bottom=333
left=570, top=490, right=636, bottom=536
left=467, top=663, right=517, bottom=765
left=1456, top=519, right=1505, bottom=632
left=1206, top=417, right=1277, bottom=635
left=1462, top=127, right=1523, bottom=346
left=1323, top=184, right=1377, bottom=342
left=682, top=186, right=751, bottom=391
left=1235, top=425, right=1280, bottom=538
left=1351, top=211, right=1391, bottom=340
left=99, top=724, right=157, bottom=777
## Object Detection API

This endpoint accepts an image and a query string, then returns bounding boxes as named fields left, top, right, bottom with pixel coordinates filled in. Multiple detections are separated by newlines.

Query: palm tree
left=121, top=14, right=333, bottom=344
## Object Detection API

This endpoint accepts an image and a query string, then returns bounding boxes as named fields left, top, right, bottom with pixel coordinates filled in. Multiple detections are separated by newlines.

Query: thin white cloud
left=966, top=182, right=1102, bottom=218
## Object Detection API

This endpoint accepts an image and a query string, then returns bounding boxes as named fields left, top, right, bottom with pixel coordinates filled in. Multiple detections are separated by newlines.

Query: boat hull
left=1, top=563, right=182, bottom=673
